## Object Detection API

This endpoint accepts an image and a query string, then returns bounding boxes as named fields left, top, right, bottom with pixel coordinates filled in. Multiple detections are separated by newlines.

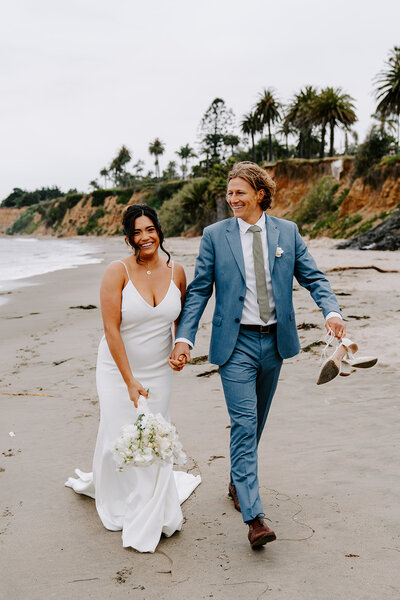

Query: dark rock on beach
left=336, top=210, right=400, bottom=251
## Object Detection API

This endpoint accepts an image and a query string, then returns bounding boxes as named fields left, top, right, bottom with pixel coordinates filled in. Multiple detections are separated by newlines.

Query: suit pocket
left=212, top=314, right=222, bottom=327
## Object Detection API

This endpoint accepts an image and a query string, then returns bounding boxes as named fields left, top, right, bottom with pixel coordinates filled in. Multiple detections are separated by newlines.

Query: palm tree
left=109, top=145, right=132, bottom=186
left=89, top=179, right=99, bottom=190
left=175, top=144, right=197, bottom=179
left=132, top=159, right=145, bottom=179
left=255, top=88, right=281, bottom=161
left=148, top=138, right=165, bottom=179
left=276, top=121, right=296, bottom=155
left=223, top=134, right=240, bottom=156
left=241, top=111, right=260, bottom=161
left=285, top=86, right=318, bottom=158
left=312, top=87, right=357, bottom=157
left=164, top=161, right=179, bottom=180
left=99, top=168, right=109, bottom=188
left=374, top=46, right=400, bottom=147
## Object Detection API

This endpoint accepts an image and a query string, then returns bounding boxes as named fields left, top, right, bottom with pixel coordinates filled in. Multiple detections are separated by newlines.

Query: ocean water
left=0, top=237, right=104, bottom=295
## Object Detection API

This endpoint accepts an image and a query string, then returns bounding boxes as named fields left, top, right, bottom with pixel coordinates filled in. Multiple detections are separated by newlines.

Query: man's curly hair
left=227, top=162, right=276, bottom=211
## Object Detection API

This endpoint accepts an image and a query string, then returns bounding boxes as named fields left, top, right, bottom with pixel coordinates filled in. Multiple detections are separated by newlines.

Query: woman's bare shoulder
left=102, top=260, right=129, bottom=285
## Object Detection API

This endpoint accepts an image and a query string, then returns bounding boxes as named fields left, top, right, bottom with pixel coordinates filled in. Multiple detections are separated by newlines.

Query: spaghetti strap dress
left=65, top=260, right=201, bottom=552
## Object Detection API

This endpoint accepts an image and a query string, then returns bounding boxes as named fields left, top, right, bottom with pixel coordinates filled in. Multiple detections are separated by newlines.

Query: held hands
left=168, top=342, right=191, bottom=371
left=127, top=379, right=148, bottom=408
left=325, top=317, right=346, bottom=339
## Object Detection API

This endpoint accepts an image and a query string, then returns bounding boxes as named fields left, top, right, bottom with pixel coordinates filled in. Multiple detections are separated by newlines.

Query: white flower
left=275, top=247, right=284, bottom=258
left=112, top=397, right=187, bottom=470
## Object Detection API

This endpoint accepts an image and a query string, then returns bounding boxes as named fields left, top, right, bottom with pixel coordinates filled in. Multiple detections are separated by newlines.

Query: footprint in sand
left=2, top=449, right=21, bottom=457
left=113, top=567, right=133, bottom=584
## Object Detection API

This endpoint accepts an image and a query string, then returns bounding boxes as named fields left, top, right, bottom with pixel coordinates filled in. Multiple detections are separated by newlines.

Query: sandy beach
left=1, top=235, right=399, bottom=600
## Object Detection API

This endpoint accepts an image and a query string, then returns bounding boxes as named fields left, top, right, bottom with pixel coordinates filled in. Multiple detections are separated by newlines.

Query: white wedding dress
left=65, top=261, right=201, bottom=552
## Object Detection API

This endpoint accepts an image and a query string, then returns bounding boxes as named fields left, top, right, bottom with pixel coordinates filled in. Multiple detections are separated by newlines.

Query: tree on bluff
left=374, top=46, right=400, bottom=148
left=1, top=186, right=64, bottom=208
left=199, top=98, right=236, bottom=164
left=109, top=145, right=132, bottom=187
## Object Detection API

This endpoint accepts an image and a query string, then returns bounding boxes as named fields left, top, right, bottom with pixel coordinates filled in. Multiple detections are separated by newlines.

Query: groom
left=169, top=162, right=345, bottom=548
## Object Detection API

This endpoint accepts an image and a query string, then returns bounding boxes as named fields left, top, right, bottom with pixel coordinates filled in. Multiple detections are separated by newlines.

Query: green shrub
left=158, top=179, right=214, bottom=237
left=64, top=193, right=83, bottom=207
left=91, top=189, right=114, bottom=206
left=295, top=176, right=340, bottom=231
left=349, top=216, right=378, bottom=237
left=115, top=188, right=136, bottom=205
left=1, top=186, right=64, bottom=208
left=144, top=181, right=186, bottom=209
left=378, top=153, right=400, bottom=168
left=46, top=202, right=68, bottom=227
left=77, top=207, right=106, bottom=235
left=330, top=214, right=363, bottom=238
left=6, top=208, right=38, bottom=235
left=353, top=131, right=394, bottom=180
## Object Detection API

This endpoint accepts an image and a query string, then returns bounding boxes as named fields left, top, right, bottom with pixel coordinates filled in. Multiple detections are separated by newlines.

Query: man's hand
left=169, top=342, right=191, bottom=371
left=325, top=317, right=346, bottom=339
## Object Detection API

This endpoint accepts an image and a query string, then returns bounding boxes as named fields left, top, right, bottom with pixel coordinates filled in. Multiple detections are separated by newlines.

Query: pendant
left=146, top=270, right=151, bottom=275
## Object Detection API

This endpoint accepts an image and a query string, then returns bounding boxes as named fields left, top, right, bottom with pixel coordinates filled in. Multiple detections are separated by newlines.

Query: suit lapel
left=226, top=219, right=246, bottom=282
left=266, top=214, right=280, bottom=273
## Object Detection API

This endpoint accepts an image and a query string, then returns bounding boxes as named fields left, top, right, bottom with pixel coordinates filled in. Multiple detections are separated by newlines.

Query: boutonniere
left=275, top=247, right=284, bottom=258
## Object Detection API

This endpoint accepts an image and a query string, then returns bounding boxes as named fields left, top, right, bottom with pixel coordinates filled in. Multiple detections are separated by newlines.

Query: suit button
left=235, top=318, right=240, bottom=323
left=239, top=296, right=244, bottom=301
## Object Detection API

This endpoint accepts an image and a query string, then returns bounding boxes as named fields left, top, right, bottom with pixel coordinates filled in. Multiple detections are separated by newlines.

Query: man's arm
left=169, top=228, right=216, bottom=367
left=293, top=225, right=345, bottom=338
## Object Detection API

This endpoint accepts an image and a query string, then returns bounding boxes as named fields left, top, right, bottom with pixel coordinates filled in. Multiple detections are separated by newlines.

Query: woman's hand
left=127, top=379, right=148, bottom=407
left=168, top=354, right=187, bottom=371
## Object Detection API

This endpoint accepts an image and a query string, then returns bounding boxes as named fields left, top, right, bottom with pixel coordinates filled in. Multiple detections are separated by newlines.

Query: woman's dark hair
left=122, top=204, right=171, bottom=265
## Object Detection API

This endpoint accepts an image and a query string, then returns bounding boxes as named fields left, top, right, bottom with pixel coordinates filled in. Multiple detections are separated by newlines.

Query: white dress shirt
left=237, top=215, right=276, bottom=325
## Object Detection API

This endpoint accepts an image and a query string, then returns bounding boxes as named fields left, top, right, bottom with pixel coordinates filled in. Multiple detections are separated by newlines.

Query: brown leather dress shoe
left=228, top=483, right=241, bottom=512
left=248, top=516, right=276, bottom=548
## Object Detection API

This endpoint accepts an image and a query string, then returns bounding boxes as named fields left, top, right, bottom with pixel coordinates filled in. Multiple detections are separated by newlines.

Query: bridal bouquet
left=113, top=396, right=187, bottom=470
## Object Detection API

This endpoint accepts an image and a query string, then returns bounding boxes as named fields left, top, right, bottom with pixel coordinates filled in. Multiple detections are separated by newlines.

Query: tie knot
left=248, top=225, right=261, bottom=233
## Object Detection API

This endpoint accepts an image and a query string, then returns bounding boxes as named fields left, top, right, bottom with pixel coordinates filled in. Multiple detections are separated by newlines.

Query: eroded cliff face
left=338, top=165, right=400, bottom=219
left=265, top=157, right=354, bottom=218
left=0, top=208, right=23, bottom=234
left=3, top=190, right=146, bottom=237
left=34, top=192, right=145, bottom=237
left=2, top=158, right=399, bottom=238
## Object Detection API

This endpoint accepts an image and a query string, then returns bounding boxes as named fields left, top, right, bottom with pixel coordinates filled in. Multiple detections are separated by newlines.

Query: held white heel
left=317, top=342, right=348, bottom=384
left=317, top=333, right=377, bottom=385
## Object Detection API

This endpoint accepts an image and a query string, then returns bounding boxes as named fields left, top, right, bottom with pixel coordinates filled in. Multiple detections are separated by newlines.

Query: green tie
left=248, top=225, right=270, bottom=324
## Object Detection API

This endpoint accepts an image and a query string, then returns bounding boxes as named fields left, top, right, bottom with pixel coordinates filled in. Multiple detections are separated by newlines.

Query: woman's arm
left=168, top=262, right=187, bottom=371
left=172, top=262, right=187, bottom=336
left=100, top=262, right=148, bottom=406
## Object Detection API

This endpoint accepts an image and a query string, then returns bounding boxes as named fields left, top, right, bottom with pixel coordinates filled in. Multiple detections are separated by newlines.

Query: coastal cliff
left=266, top=157, right=354, bottom=218
left=2, top=158, right=399, bottom=240
left=0, top=208, right=24, bottom=234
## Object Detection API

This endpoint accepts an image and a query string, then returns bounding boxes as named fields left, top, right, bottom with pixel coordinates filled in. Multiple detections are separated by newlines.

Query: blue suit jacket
left=176, top=214, right=341, bottom=365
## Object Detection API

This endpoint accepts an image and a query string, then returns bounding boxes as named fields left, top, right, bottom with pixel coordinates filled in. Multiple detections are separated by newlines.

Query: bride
left=65, top=204, right=201, bottom=553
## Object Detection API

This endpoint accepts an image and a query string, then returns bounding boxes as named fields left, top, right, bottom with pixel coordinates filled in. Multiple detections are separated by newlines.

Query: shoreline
left=1, top=237, right=399, bottom=599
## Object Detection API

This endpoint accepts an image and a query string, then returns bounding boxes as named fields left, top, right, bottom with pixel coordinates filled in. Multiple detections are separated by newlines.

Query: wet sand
left=1, top=236, right=399, bottom=600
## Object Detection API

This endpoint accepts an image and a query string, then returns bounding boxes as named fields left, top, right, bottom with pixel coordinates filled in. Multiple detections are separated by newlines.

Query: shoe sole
left=250, top=532, right=277, bottom=548
left=228, top=490, right=241, bottom=512
left=317, top=359, right=340, bottom=385
left=352, top=358, right=378, bottom=368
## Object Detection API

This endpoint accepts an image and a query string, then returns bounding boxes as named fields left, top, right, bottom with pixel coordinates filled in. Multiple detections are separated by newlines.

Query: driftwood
left=326, top=265, right=398, bottom=274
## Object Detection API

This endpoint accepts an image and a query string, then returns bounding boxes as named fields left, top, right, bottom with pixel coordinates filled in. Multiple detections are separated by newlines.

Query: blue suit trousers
left=219, top=328, right=282, bottom=523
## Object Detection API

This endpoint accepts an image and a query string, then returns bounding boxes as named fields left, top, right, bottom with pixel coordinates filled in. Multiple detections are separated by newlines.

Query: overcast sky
left=1, top=0, right=399, bottom=200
